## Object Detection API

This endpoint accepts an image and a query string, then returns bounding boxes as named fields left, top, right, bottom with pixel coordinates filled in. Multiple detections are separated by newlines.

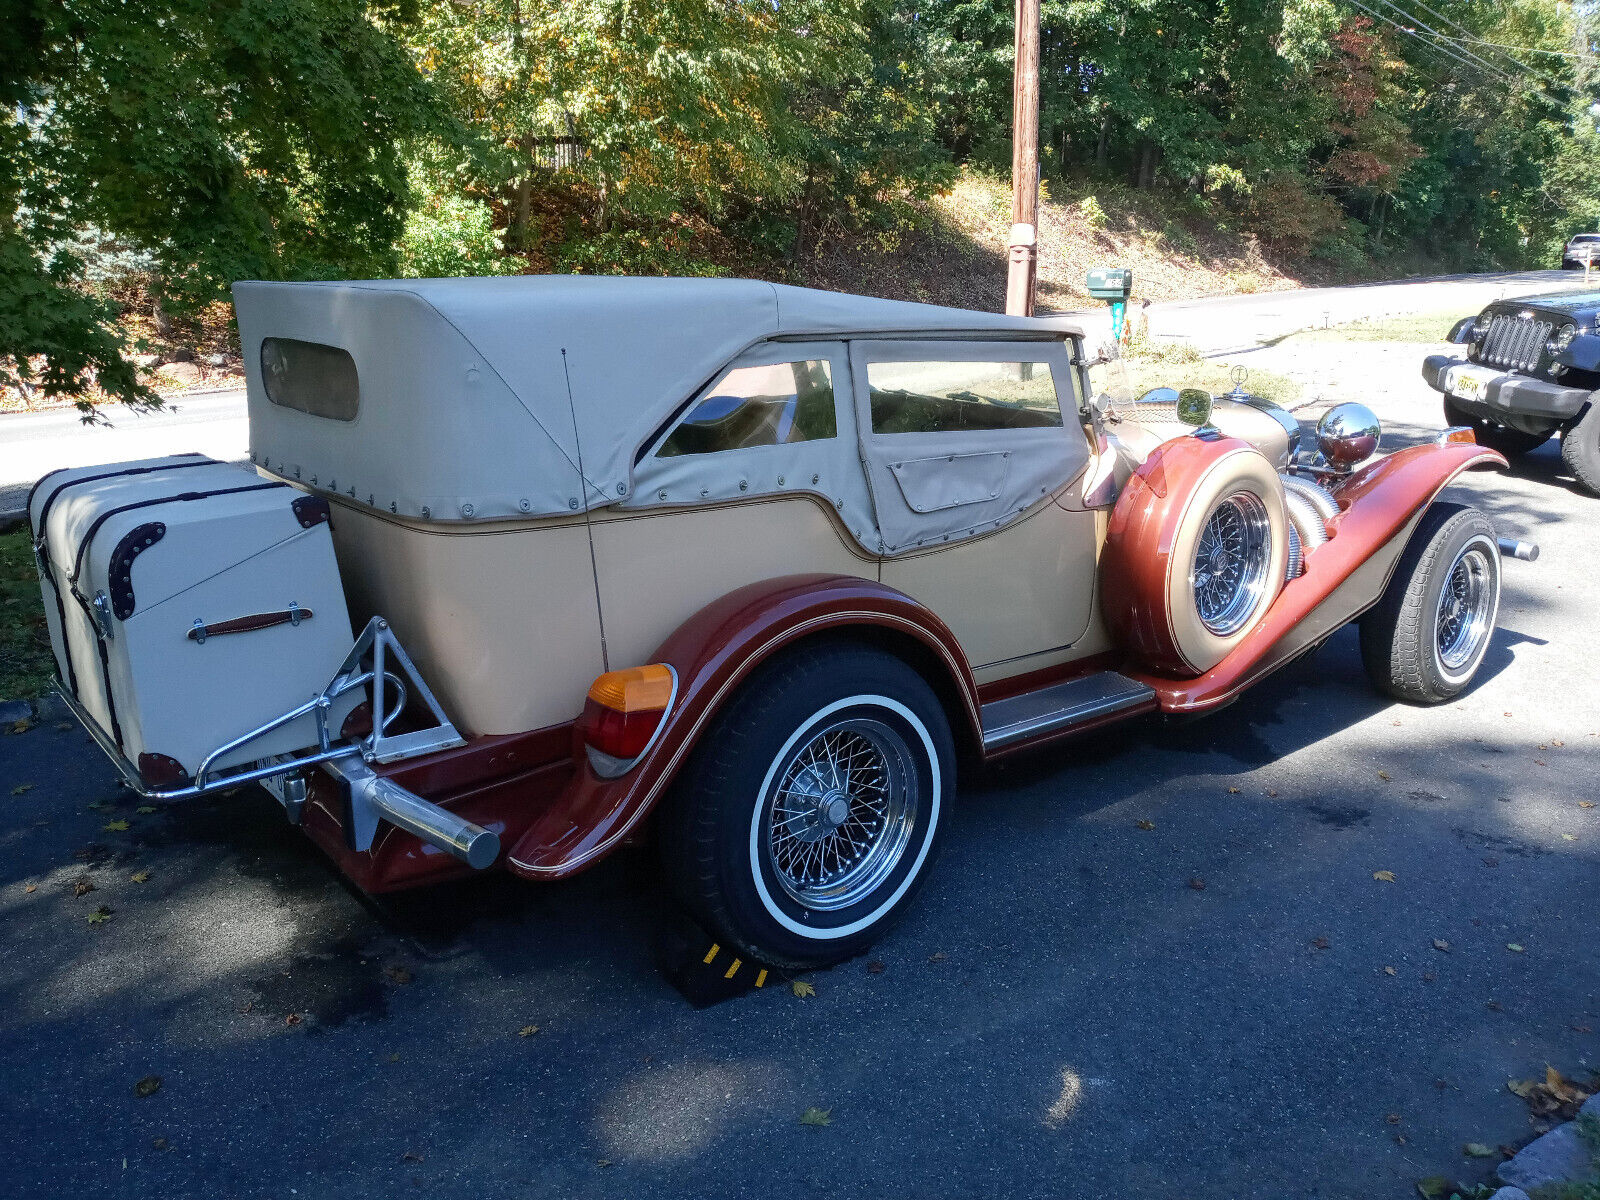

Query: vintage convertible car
left=30, top=277, right=1534, bottom=971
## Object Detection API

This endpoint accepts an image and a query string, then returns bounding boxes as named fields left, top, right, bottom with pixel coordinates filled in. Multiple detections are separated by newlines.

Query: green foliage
left=0, top=527, right=54, bottom=702
left=1077, top=196, right=1109, bottom=229
left=3, top=0, right=453, bottom=409
left=399, top=185, right=515, bottom=279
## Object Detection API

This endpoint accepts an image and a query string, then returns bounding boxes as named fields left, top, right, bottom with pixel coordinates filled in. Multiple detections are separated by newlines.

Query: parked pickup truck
left=1562, top=233, right=1600, bottom=270
left=1423, top=289, right=1600, bottom=494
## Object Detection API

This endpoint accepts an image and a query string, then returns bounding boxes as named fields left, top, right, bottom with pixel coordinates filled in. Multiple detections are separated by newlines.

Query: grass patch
left=1283, top=308, right=1464, bottom=344
left=0, top=525, right=55, bottom=702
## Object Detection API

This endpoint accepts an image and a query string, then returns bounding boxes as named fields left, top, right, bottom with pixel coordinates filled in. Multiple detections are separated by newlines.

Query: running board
left=980, top=671, right=1157, bottom=752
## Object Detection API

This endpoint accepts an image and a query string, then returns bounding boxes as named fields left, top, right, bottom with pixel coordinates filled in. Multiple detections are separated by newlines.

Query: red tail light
left=578, top=664, right=676, bottom=777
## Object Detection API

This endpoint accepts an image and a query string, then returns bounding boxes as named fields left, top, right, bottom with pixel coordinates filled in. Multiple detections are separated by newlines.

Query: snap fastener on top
left=518, top=499, right=532, bottom=512
left=460, top=502, right=475, bottom=517
left=568, top=497, right=580, bottom=510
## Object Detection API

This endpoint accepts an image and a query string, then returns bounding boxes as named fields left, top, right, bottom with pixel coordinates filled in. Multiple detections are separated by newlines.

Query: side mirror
left=1175, top=388, right=1214, bottom=427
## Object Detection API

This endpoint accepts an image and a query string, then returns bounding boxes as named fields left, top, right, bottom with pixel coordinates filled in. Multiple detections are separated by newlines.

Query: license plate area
left=1444, top=364, right=1498, bottom=404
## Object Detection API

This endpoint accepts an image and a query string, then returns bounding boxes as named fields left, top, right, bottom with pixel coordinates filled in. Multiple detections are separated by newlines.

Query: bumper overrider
left=1423, top=354, right=1594, bottom=423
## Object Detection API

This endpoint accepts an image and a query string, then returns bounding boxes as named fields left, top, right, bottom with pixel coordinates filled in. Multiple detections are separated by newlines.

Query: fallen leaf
left=136, top=805, right=156, bottom=814
left=1535, top=760, right=1547, bottom=767
left=791, top=980, right=815, bottom=998
left=1266, top=789, right=1279, bottom=797
left=1415, top=1175, right=1449, bottom=1199
left=1384, top=966, right=1397, bottom=976
left=866, top=960, right=885, bottom=975
left=1483, top=857, right=1499, bottom=868
left=1373, top=870, right=1396, bottom=882
left=1393, top=1134, right=1406, bottom=1145
left=133, top=1075, right=162, bottom=1098
left=517, top=1025, right=539, bottom=1038
left=54, top=722, right=72, bottom=732
left=72, top=876, right=95, bottom=897
left=383, top=964, right=412, bottom=985
left=1432, top=939, right=1450, bottom=953
left=1135, top=819, right=1155, bottom=830
left=927, top=951, right=947, bottom=963
left=1562, top=833, right=1578, bottom=841
left=239, top=1001, right=254, bottom=1015
left=1463, top=1142, right=1494, bottom=1158
left=401, top=1151, right=423, bottom=1163
left=11, top=783, right=34, bottom=796
left=1377, top=770, right=1391, bottom=781
left=799, top=1107, right=832, bottom=1127
left=596, top=1159, right=612, bottom=1168
left=151, top=1138, right=168, bottom=1150
left=284, top=1013, right=302, bottom=1026
left=86, top=905, right=111, bottom=924
left=1486, top=1000, right=1504, bottom=1012
left=388, top=1052, right=401, bottom=1063
left=102, top=819, right=129, bottom=832
left=1507, top=943, right=1525, bottom=953
left=1187, top=876, right=1206, bottom=891
left=1422, top=972, right=1437, bottom=983
left=1571, top=1025, right=1592, bottom=1034
left=1385, top=1112, right=1402, bottom=1125
left=1508, top=1078, right=1539, bottom=1099
left=10, top=718, right=34, bottom=734
left=23, top=884, right=36, bottom=893
left=87, top=801, right=112, bottom=811
left=1580, top=801, right=1595, bottom=809
left=1226, top=786, right=1240, bottom=794
left=130, top=870, right=150, bottom=884
left=1311, top=936, right=1330, bottom=950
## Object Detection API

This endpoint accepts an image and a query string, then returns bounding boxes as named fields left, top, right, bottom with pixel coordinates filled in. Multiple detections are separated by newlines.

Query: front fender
left=506, top=573, right=980, bottom=879
left=1131, top=442, right=1507, bottom=711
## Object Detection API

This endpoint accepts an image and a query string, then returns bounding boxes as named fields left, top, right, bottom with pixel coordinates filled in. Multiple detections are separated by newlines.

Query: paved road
left=3, top=269, right=1594, bottom=520
left=2, top=344, right=1596, bottom=1199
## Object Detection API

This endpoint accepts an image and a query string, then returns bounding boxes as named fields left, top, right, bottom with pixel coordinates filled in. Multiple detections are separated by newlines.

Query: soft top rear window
left=260, top=338, right=359, bottom=421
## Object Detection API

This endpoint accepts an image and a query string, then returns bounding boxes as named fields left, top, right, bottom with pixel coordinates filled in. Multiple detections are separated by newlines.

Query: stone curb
left=1496, top=1093, right=1599, bottom=1192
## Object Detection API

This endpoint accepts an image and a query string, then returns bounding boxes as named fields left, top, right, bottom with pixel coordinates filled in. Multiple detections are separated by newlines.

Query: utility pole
left=1007, top=0, right=1041, bottom=316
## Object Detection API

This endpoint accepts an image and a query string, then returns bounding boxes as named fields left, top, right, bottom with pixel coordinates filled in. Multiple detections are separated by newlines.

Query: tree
left=1, top=0, right=451, bottom=412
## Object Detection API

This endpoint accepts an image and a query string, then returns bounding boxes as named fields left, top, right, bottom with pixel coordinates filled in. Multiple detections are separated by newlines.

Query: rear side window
left=656, top=360, right=836, bottom=458
left=868, top=360, right=1063, bottom=434
left=260, top=338, right=360, bottom=422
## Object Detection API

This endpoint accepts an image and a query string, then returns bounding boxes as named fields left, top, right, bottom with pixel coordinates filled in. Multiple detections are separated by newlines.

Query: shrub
left=1077, top=196, right=1108, bottom=229
left=398, top=190, right=514, bottom=279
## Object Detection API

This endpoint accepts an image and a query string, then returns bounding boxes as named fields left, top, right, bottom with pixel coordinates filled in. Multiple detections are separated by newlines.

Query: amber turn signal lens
left=1439, top=427, right=1478, bottom=445
left=586, top=663, right=674, bottom=713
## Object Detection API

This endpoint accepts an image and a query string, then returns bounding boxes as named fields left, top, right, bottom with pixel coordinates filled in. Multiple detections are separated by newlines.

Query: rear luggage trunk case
left=30, top=456, right=359, bottom=785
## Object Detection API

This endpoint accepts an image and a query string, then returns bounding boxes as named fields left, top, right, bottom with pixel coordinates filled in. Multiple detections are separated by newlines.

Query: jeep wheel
left=1360, top=503, right=1501, bottom=705
left=1559, top=401, right=1600, bottom=495
left=658, top=643, right=954, bottom=970
left=1442, top=397, right=1550, bottom=457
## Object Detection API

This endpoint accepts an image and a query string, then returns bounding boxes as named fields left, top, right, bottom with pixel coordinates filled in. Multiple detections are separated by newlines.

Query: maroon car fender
left=505, top=573, right=981, bottom=880
left=1129, top=442, right=1507, bottom=712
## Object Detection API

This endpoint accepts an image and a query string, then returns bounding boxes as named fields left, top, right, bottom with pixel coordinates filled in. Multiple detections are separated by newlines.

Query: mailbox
left=1086, top=267, right=1133, bottom=301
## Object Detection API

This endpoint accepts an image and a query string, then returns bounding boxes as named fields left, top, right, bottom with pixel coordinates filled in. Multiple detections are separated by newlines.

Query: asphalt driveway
left=1, top=367, right=1596, bottom=1199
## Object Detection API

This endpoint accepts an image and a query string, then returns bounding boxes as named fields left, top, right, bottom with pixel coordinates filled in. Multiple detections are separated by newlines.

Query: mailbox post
left=1087, top=268, right=1134, bottom=342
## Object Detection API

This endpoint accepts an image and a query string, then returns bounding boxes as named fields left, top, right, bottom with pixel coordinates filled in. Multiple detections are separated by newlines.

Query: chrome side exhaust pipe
left=1497, top=537, right=1539, bottom=562
left=323, top=757, right=500, bottom=869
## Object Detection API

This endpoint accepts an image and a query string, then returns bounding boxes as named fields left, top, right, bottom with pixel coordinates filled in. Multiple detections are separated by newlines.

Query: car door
left=849, top=338, right=1098, bottom=671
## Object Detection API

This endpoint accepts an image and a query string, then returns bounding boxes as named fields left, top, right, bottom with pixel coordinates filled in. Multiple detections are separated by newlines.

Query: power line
left=1373, top=0, right=1576, bottom=95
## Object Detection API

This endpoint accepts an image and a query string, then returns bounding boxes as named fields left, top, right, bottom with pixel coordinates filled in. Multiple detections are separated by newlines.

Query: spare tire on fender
left=1101, top=436, right=1289, bottom=676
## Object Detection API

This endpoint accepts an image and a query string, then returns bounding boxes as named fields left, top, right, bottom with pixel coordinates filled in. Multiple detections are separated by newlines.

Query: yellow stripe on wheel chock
left=724, top=957, right=742, bottom=980
left=702, top=943, right=720, bottom=965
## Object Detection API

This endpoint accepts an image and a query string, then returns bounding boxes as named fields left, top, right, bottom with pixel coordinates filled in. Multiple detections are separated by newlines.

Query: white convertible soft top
left=233, top=276, right=1084, bottom=522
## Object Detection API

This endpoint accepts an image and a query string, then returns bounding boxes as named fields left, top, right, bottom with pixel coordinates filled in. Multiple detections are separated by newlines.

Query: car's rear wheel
left=1442, top=397, right=1551, bottom=457
left=658, top=642, right=954, bottom=970
left=1360, top=503, right=1500, bottom=705
left=1559, top=401, right=1600, bottom=496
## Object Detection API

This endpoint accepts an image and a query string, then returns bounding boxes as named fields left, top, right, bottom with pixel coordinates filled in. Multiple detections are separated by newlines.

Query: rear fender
left=506, top=573, right=979, bottom=880
left=1132, top=442, right=1506, bottom=711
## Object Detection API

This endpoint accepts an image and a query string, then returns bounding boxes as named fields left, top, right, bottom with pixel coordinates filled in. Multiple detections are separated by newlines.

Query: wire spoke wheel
left=764, top=717, right=917, bottom=912
left=1191, top=490, right=1272, bottom=636
left=1434, top=542, right=1495, bottom=673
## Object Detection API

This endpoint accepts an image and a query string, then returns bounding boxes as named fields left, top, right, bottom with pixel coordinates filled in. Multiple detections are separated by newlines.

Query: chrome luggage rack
left=57, top=616, right=500, bottom=869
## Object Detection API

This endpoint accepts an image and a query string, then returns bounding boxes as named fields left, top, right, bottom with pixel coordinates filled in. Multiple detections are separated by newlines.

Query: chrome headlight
left=1473, top=312, right=1492, bottom=334
left=1316, top=403, right=1381, bottom=469
left=1548, top=323, right=1578, bottom=355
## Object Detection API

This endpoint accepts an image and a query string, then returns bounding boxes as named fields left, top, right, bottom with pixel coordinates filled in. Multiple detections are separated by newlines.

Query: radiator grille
left=1480, top=314, right=1552, bottom=371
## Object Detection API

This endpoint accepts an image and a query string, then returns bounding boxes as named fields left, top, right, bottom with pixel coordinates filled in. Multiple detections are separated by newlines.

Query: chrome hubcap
left=766, top=717, right=916, bottom=911
left=1192, top=491, right=1272, bottom=636
left=1436, top=542, right=1495, bottom=674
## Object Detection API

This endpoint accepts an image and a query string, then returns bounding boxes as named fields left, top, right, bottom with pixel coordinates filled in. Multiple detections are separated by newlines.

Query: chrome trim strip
left=980, top=673, right=1156, bottom=751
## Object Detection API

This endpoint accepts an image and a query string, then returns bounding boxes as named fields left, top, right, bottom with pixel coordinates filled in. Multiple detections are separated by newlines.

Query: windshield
left=1085, top=342, right=1300, bottom=418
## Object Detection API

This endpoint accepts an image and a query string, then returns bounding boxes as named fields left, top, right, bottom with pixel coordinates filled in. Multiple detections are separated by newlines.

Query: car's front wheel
left=658, top=642, right=954, bottom=970
left=1442, top=397, right=1551, bottom=457
left=1559, top=401, right=1600, bottom=495
left=1360, top=502, right=1501, bottom=705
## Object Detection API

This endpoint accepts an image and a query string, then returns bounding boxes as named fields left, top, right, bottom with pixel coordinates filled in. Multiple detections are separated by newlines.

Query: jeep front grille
left=1480, top=314, right=1552, bottom=371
